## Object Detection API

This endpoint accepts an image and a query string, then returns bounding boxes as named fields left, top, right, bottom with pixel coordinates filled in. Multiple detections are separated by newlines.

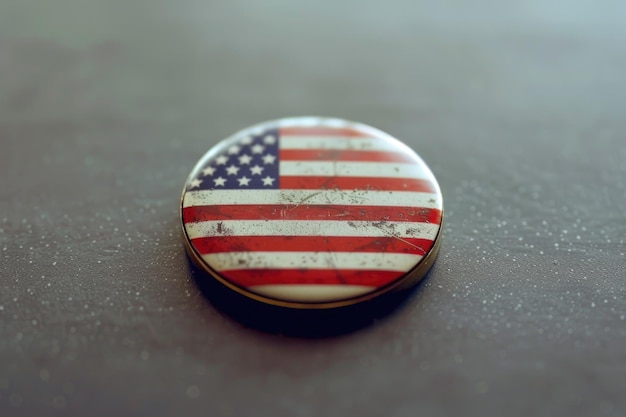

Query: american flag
left=182, top=119, right=443, bottom=303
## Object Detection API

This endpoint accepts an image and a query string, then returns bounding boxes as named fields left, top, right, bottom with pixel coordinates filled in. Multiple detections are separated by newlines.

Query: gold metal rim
left=179, top=214, right=443, bottom=309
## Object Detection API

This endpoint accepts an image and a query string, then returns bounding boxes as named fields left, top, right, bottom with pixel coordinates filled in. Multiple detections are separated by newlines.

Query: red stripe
left=183, top=205, right=441, bottom=223
left=280, top=176, right=437, bottom=192
left=280, top=149, right=417, bottom=163
left=280, top=127, right=368, bottom=137
left=221, top=269, right=402, bottom=287
left=191, top=236, right=434, bottom=255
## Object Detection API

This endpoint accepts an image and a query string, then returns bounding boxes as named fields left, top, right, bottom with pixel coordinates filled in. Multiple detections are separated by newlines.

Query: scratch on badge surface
left=292, top=191, right=323, bottom=209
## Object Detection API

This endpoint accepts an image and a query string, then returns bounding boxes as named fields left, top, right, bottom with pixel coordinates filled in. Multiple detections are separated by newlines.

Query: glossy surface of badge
left=181, top=117, right=443, bottom=309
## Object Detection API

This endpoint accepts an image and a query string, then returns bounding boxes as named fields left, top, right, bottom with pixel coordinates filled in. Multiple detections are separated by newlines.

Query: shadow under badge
left=189, top=259, right=431, bottom=338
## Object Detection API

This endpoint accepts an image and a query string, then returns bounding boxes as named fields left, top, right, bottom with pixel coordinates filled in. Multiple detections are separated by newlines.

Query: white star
left=189, top=178, right=203, bottom=188
left=227, top=145, right=241, bottom=155
left=202, top=166, right=216, bottom=176
left=250, top=165, right=264, bottom=175
left=238, top=154, right=252, bottom=165
left=213, top=176, right=226, bottom=187
left=216, top=155, right=228, bottom=165
left=240, top=136, right=253, bottom=145
left=263, top=135, right=276, bottom=145
left=237, top=176, right=251, bottom=186
left=261, top=176, right=275, bottom=186
left=262, top=154, right=276, bottom=164
left=251, top=144, right=265, bottom=154
left=226, top=164, right=240, bottom=175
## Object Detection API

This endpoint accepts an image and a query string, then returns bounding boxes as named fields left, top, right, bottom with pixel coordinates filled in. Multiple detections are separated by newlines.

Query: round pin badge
left=181, top=117, right=443, bottom=309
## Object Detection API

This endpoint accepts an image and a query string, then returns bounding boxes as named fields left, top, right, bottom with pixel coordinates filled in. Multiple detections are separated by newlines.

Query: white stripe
left=248, top=284, right=376, bottom=302
left=185, top=220, right=440, bottom=240
left=280, top=136, right=401, bottom=152
left=280, top=161, right=428, bottom=179
left=183, top=189, right=441, bottom=209
left=202, top=251, right=422, bottom=272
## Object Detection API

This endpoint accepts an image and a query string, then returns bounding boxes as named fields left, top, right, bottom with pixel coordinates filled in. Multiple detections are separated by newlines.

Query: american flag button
left=181, top=117, right=443, bottom=309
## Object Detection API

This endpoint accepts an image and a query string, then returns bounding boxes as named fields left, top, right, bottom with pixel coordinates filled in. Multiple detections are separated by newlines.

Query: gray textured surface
left=1, top=1, right=625, bottom=416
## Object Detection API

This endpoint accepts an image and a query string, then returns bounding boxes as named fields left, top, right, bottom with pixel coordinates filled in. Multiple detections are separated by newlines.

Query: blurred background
left=1, top=1, right=625, bottom=416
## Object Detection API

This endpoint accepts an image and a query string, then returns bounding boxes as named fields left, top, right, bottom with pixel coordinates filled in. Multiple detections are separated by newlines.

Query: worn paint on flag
left=182, top=117, right=443, bottom=304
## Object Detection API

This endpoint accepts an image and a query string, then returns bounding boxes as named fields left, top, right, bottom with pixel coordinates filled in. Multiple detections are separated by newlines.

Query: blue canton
left=190, top=128, right=280, bottom=191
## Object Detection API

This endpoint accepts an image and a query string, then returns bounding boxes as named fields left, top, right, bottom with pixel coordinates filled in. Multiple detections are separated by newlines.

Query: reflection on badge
left=181, top=117, right=443, bottom=309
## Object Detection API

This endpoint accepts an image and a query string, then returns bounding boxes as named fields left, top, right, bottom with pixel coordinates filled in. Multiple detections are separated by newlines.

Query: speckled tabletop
left=1, top=1, right=625, bottom=416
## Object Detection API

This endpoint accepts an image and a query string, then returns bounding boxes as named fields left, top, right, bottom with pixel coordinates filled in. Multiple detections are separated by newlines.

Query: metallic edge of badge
left=179, top=117, right=444, bottom=310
